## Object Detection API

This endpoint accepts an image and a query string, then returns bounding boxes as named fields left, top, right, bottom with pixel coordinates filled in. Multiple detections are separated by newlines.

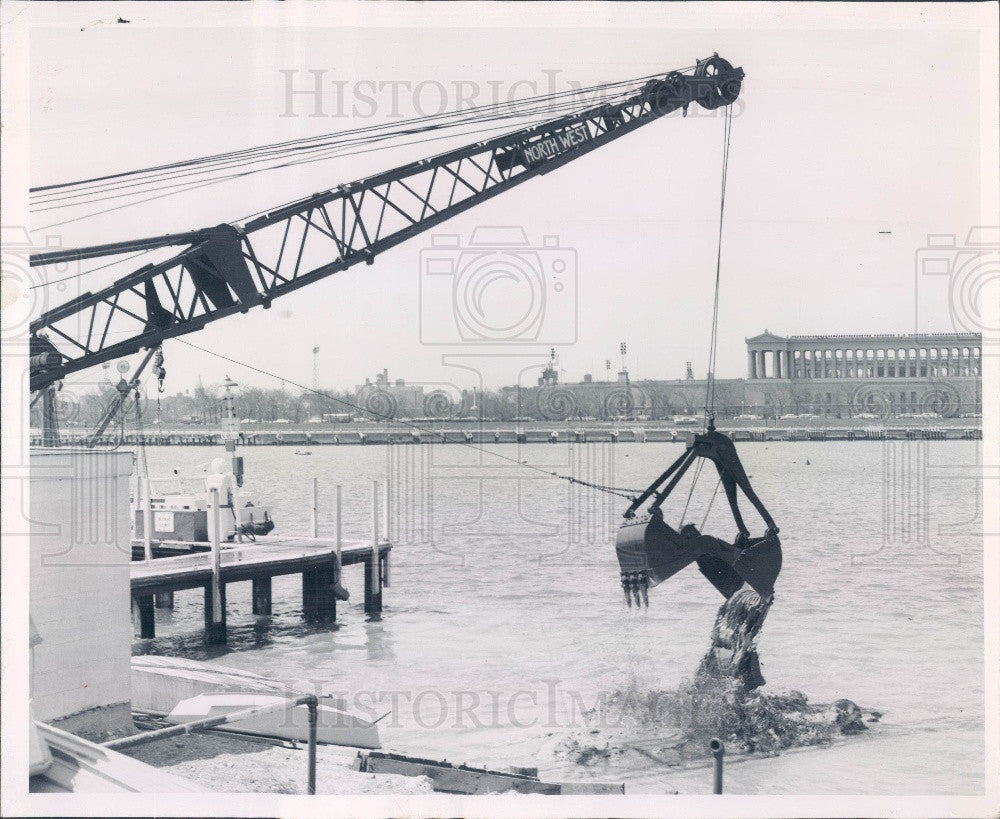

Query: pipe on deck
left=103, top=693, right=320, bottom=794
left=710, top=737, right=725, bottom=794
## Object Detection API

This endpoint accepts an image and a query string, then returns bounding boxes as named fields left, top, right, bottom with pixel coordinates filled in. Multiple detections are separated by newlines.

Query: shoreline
left=120, top=712, right=984, bottom=796
left=33, top=420, right=982, bottom=448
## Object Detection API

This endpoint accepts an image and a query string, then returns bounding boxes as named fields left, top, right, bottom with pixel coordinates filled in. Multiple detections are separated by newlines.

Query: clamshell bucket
left=615, top=428, right=782, bottom=606
left=616, top=511, right=782, bottom=606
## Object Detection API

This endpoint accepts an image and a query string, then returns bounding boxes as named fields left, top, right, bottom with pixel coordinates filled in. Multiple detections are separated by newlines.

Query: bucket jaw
left=616, top=511, right=781, bottom=606
left=615, top=429, right=781, bottom=607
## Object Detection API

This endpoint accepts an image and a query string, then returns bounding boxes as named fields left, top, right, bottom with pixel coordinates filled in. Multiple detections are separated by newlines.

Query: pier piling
left=141, top=476, right=153, bottom=562
left=130, top=535, right=389, bottom=640
left=364, top=557, right=383, bottom=615
left=203, top=582, right=228, bottom=644
left=206, top=489, right=227, bottom=644
left=366, top=481, right=383, bottom=614
left=302, top=562, right=338, bottom=620
left=252, top=577, right=272, bottom=615
left=335, top=484, right=343, bottom=563
left=311, top=477, right=319, bottom=538
left=131, top=595, right=155, bottom=638
left=154, top=592, right=174, bottom=609
left=383, top=479, right=392, bottom=587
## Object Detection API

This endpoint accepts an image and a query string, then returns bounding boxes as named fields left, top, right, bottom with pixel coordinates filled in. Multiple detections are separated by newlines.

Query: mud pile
left=554, top=590, right=880, bottom=767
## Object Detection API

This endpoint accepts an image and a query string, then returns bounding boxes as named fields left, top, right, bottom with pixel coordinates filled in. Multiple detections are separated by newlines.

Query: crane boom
left=28, top=55, right=743, bottom=391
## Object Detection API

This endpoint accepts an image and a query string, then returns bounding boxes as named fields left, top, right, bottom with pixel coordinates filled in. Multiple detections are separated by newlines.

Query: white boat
left=134, top=465, right=275, bottom=547
left=31, top=721, right=206, bottom=793
left=166, top=693, right=380, bottom=749
left=131, top=656, right=379, bottom=749
left=133, top=378, right=275, bottom=549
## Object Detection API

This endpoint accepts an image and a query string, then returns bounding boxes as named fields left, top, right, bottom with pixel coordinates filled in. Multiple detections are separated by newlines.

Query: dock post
left=306, top=695, right=318, bottom=794
left=364, top=558, right=382, bottom=615
left=252, top=577, right=272, bottom=615
left=141, top=476, right=153, bottom=562
left=206, top=488, right=227, bottom=644
left=335, top=484, right=342, bottom=563
left=365, top=480, right=382, bottom=614
left=710, top=738, right=725, bottom=794
left=311, top=477, right=319, bottom=538
left=203, top=583, right=227, bottom=643
left=154, top=592, right=174, bottom=609
left=131, top=595, right=155, bottom=639
left=383, top=479, right=391, bottom=587
left=302, top=562, right=337, bottom=621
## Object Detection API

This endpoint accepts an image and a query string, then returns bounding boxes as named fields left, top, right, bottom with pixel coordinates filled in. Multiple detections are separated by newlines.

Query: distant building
left=354, top=332, right=982, bottom=422
left=355, top=369, right=469, bottom=419
left=514, top=331, right=982, bottom=421
left=743, top=331, right=981, bottom=418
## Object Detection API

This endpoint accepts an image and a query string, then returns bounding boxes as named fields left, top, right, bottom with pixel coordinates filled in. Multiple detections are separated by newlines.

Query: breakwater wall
left=34, top=425, right=982, bottom=447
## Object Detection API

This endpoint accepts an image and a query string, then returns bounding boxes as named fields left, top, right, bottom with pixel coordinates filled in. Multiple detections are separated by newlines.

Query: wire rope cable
left=175, top=338, right=646, bottom=500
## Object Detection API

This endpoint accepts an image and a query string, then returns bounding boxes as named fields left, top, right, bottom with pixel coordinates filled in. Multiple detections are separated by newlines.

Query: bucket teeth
left=621, top=571, right=649, bottom=608
left=621, top=573, right=633, bottom=607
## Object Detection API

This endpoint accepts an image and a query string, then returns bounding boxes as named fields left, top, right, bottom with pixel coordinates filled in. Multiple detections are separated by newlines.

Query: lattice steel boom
left=29, top=56, right=743, bottom=390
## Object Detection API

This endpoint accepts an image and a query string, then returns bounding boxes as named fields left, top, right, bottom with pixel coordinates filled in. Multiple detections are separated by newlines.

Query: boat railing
left=147, top=476, right=209, bottom=497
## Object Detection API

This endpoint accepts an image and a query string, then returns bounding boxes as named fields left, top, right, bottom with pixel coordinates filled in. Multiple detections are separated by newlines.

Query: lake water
left=135, top=440, right=985, bottom=794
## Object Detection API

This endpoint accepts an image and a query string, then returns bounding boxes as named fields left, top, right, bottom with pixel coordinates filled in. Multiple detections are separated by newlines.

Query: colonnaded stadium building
left=355, top=331, right=982, bottom=422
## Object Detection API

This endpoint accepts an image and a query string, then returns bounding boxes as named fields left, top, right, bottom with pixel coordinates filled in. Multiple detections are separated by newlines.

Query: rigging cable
left=30, top=71, right=686, bottom=210
left=31, top=102, right=613, bottom=232
left=29, top=66, right=704, bottom=231
left=669, top=106, right=735, bottom=523
left=35, top=66, right=737, bottom=512
left=30, top=72, right=667, bottom=195
left=29, top=248, right=157, bottom=290
left=678, top=458, right=706, bottom=526
left=30, top=94, right=610, bottom=211
left=30, top=74, right=662, bottom=205
left=174, top=338, right=646, bottom=500
left=31, top=113, right=560, bottom=231
left=704, top=104, right=733, bottom=426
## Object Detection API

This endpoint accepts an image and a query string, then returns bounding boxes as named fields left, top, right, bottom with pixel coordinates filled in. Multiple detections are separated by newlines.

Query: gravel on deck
left=124, top=732, right=434, bottom=795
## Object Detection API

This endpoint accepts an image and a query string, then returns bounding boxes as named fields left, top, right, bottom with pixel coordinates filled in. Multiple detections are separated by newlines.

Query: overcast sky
left=22, top=4, right=994, bottom=397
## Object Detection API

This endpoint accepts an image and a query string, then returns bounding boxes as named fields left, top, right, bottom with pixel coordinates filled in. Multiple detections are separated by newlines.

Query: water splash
left=553, top=590, right=880, bottom=767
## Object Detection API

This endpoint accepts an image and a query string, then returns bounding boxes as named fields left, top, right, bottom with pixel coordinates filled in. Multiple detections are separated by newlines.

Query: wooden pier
left=130, top=536, right=391, bottom=644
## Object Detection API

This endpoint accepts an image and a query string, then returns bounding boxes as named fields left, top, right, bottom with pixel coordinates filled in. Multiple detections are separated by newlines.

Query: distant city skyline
left=128, top=328, right=982, bottom=400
